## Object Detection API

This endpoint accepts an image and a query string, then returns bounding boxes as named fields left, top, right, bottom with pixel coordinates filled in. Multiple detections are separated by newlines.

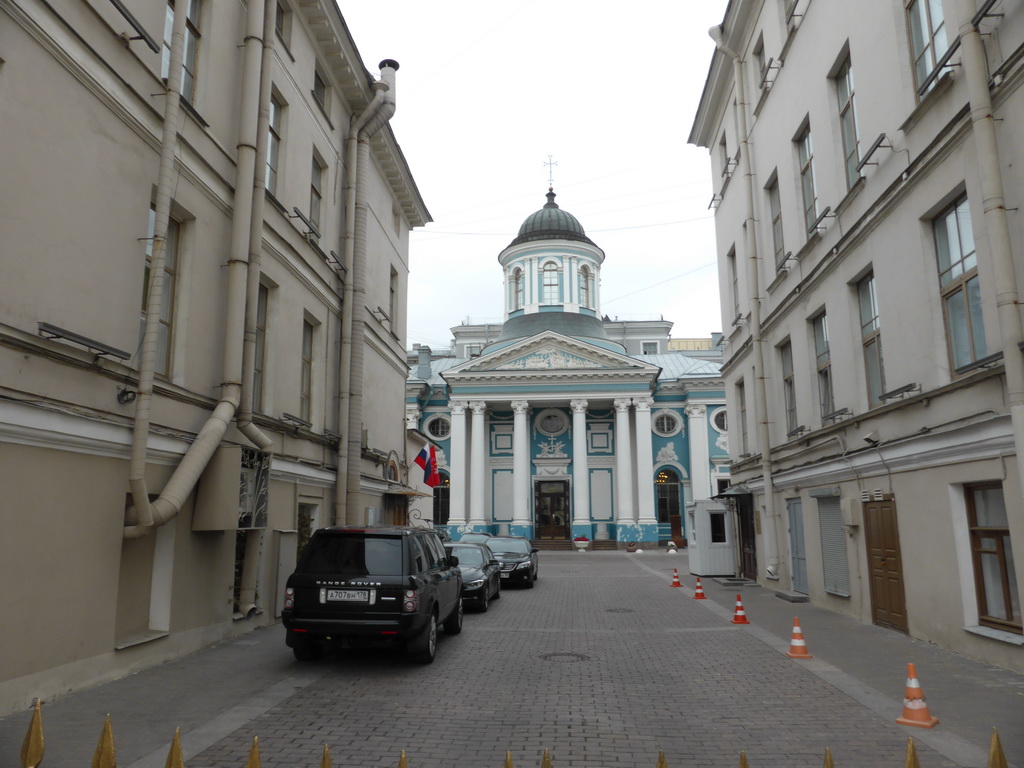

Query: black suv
left=282, top=526, right=463, bottom=664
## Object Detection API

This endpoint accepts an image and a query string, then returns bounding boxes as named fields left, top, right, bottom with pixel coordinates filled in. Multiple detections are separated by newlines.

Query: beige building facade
left=690, top=0, right=1024, bottom=671
left=0, top=0, right=429, bottom=714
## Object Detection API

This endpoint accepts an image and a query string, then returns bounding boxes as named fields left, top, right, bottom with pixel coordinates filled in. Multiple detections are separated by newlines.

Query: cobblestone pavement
left=2, top=551, right=1022, bottom=768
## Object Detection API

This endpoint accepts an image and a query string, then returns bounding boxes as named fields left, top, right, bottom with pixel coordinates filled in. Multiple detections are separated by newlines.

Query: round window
left=427, top=417, right=450, bottom=439
left=536, top=409, right=567, bottom=436
left=712, top=408, right=728, bottom=432
left=653, top=410, right=682, bottom=437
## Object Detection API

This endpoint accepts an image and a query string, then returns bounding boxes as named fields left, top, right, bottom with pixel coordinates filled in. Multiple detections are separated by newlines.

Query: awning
left=384, top=485, right=433, bottom=498
left=712, top=483, right=751, bottom=500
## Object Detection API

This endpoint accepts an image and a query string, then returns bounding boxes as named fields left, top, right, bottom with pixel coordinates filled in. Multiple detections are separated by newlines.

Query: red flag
left=415, top=445, right=440, bottom=487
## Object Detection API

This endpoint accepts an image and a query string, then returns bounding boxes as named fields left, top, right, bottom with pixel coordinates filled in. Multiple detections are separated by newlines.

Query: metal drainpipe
left=336, top=61, right=397, bottom=525
left=956, top=7, right=1024, bottom=505
left=125, top=0, right=268, bottom=537
left=236, top=0, right=276, bottom=452
left=710, top=26, right=780, bottom=578
left=126, top=0, right=190, bottom=534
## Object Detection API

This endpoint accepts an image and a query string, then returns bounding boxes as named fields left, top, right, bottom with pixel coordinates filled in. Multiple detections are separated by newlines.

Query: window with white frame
left=162, top=0, right=202, bottom=103
left=579, top=265, right=591, bottom=308
left=653, top=411, right=679, bottom=437
left=300, top=319, right=314, bottom=422
left=541, top=262, right=560, bottom=304
left=389, top=267, right=398, bottom=328
left=426, top=416, right=450, bottom=439
left=835, top=55, right=860, bottom=190
left=312, top=67, right=330, bottom=114
left=812, top=312, right=835, bottom=418
left=274, top=1, right=291, bottom=46
left=513, top=268, right=524, bottom=309
left=266, top=93, right=284, bottom=196
left=142, top=207, right=180, bottom=377
left=965, top=483, right=1021, bottom=633
left=796, top=123, right=818, bottom=233
left=310, top=154, right=324, bottom=231
left=858, top=273, right=886, bottom=407
left=907, top=0, right=948, bottom=94
left=736, top=380, right=748, bottom=454
left=254, top=282, right=269, bottom=411
left=642, top=342, right=658, bottom=356
left=768, top=175, right=785, bottom=268
left=753, top=34, right=766, bottom=87
left=728, top=247, right=740, bottom=319
left=780, top=341, right=797, bottom=433
left=935, top=195, right=987, bottom=370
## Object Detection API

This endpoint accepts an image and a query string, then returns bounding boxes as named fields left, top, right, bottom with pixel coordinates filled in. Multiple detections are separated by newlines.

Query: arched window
left=542, top=262, right=560, bottom=304
left=432, top=473, right=450, bottom=525
left=579, top=265, right=591, bottom=307
left=512, top=268, right=524, bottom=310
left=655, top=469, right=680, bottom=525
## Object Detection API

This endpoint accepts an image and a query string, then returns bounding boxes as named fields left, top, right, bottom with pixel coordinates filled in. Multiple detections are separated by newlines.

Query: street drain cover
left=540, top=652, right=591, bottom=663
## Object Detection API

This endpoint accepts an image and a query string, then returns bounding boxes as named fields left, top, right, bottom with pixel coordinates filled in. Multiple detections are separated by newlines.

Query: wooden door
left=736, top=495, right=758, bottom=580
left=864, top=499, right=908, bottom=632
left=535, top=481, right=569, bottom=539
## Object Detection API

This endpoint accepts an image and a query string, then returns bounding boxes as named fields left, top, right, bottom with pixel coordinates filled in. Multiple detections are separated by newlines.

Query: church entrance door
left=535, top=480, right=570, bottom=539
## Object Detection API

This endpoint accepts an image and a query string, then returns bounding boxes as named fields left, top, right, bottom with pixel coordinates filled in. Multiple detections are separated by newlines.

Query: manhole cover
left=539, top=652, right=591, bottom=663
left=606, top=608, right=635, bottom=613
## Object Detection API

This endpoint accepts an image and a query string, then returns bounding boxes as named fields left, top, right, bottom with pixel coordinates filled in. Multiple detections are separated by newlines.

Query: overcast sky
left=338, top=2, right=729, bottom=351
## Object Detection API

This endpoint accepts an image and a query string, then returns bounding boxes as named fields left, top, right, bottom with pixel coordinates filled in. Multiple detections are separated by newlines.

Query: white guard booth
left=686, top=499, right=736, bottom=576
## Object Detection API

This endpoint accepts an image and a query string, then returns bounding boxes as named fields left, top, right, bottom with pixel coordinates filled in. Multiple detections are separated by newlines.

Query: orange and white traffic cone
left=896, top=663, right=939, bottom=728
left=670, top=569, right=682, bottom=587
left=693, top=576, right=707, bottom=599
left=785, top=617, right=813, bottom=659
left=692, top=577, right=708, bottom=602
left=731, top=594, right=750, bottom=624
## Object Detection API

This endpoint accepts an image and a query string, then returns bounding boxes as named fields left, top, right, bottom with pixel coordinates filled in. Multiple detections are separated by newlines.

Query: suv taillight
left=403, top=589, right=418, bottom=613
left=284, top=587, right=295, bottom=610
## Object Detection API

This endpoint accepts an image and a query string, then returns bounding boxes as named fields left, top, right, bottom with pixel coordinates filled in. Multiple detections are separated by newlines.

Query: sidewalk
left=631, top=551, right=1024, bottom=766
left=1, top=550, right=1021, bottom=768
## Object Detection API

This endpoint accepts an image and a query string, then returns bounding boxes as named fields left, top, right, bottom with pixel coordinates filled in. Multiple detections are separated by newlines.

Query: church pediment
left=447, top=332, right=657, bottom=377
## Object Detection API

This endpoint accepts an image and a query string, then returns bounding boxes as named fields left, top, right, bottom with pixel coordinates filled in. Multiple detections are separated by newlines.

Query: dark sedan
left=486, top=536, right=539, bottom=588
left=445, top=542, right=501, bottom=611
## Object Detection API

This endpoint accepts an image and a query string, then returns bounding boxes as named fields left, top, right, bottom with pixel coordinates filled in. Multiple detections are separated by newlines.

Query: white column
left=527, top=257, right=536, bottom=306
left=562, top=257, right=572, bottom=304
left=570, top=399, right=590, bottom=525
left=614, top=398, right=634, bottom=525
left=448, top=403, right=467, bottom=525
left=469, top=400, right=487, bottom=526
left=634, top=398, right=657, bottom=525
left=512, top=400, right=531, bottom=527
left=686, top=403, right=712, bottom=500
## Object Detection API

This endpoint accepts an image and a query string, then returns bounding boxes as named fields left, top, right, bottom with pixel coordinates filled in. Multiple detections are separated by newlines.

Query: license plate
left=325, top=589, right=368, bottom=601
left=500, top=573, right=509, bottom=579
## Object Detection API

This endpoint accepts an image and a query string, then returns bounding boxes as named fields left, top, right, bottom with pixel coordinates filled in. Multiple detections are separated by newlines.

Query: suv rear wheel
left=292, top=640, right=323, bottom=662
left=443, top=596, right=464, bottom=634
left=409, top=612, right=437, bottom=664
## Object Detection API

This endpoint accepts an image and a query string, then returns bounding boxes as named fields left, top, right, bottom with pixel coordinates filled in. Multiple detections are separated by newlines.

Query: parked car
left=282, top=526, right=463, bottom=664
left=485, top=536, right=539, bottom=588
left=458, top=532, right=492, bottom=544
left=444, top=542, right=501, bottom=611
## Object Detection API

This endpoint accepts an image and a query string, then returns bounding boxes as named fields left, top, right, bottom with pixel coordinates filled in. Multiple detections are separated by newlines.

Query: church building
left=406, top=190, right=727, bottom=546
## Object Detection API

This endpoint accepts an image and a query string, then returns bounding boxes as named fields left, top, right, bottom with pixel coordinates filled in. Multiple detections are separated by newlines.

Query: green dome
left=509, top=189, right=596, bottom=247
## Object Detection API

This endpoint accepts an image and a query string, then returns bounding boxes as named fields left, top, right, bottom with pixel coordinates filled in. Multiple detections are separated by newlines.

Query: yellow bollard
left=540, top=748, right=552, bottom=768
left=988, top=728, right=1008, bottom=768
left=244, top=736, right=261, bottom=768
left=655, top=749, right=668, bottom=768
left=397, top=750, right=408, bottom=768
left=320, top=744, right=332, bottom=768
left=164, top=728, right=185, bottom=768
left=20, top=699, right=44, bottom=768
left=822, top=747, right=835, bottom=768
left=904, top=738, right=920, bottom=768
left=504, top=749, right=515, bottom=768
left=738, top=751, right=750, bottom=768
left=91, top=715, right=116, bottom=768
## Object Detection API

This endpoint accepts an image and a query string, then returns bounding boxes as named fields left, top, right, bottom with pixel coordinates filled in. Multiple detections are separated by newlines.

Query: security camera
left=862, top=430, right=879, bottom=445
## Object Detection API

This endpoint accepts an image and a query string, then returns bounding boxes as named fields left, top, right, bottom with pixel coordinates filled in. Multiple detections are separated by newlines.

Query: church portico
left=406, top=188, right=726, bottom=547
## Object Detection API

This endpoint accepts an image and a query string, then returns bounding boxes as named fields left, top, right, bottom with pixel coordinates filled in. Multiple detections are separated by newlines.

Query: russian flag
left=415, top=444, right=440, bottom=487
